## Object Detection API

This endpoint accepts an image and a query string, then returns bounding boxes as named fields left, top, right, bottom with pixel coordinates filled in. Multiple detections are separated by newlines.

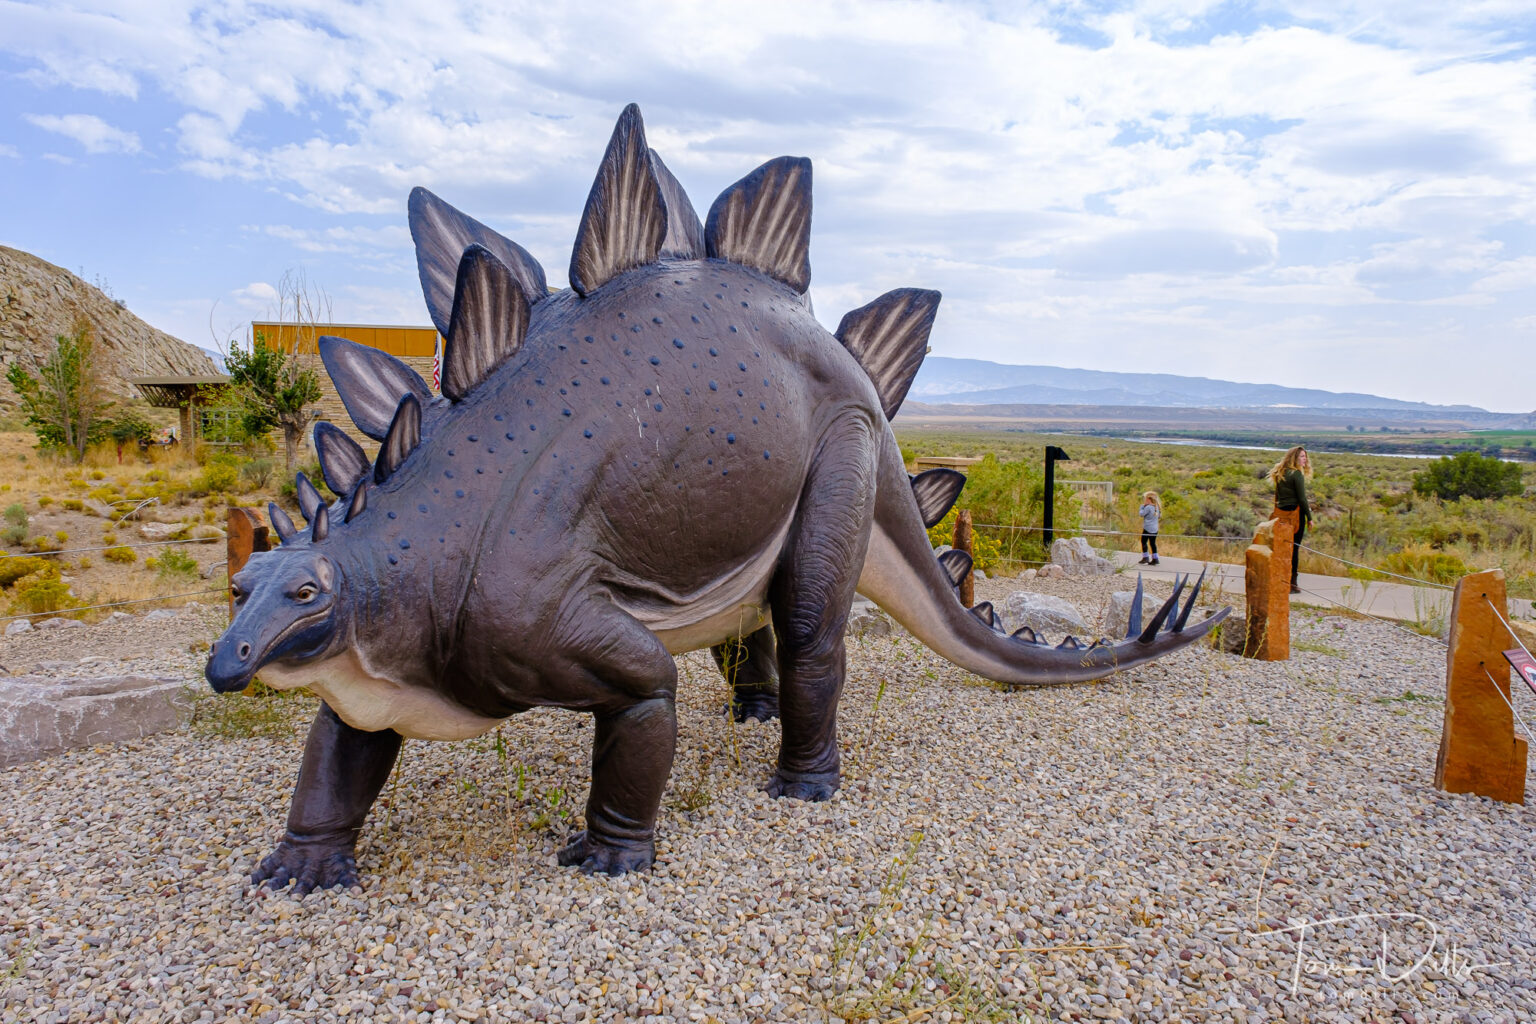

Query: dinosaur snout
left=205, top=635, right=257, bottom=693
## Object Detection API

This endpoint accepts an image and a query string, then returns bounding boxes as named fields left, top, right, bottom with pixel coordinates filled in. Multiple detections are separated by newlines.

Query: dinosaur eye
left=294, top=584, right=317, bottom=603
left=230, top=584, right=244, bottom=603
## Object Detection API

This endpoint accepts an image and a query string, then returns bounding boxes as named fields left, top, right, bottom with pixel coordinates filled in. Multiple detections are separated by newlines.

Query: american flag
left=431, top=332, right=442, bottom=392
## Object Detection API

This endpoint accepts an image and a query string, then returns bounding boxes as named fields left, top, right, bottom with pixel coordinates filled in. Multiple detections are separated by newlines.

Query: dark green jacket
left=1275, top=468, right=1311, bottom=524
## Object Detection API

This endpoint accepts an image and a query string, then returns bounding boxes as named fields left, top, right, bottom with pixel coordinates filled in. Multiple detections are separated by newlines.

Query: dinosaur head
left=206, top=546, right=348, bottom=693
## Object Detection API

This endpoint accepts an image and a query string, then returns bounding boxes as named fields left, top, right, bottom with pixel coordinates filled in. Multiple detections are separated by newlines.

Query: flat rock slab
left=0, top=675, right=192, bottom=768
left=998, top=591, right=1089, bottom=638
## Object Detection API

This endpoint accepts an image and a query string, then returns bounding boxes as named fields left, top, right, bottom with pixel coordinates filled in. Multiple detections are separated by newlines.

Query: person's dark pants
left=1291, top=520, right=1306, bottom=587
left=1141, top=531, right=1158, bottom=556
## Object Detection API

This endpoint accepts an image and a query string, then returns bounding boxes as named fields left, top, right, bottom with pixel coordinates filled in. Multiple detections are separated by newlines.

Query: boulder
left=144, top=609, right=179, bottom=622
left=81, top=498, right=117, bottom=519
left=1036, top=564, right=1067, bottom=580
left=846, top=597, right=895, bottom=640
left=5, top=619, right=33, bottom=636
left=0, top=675, right=193, bottom=768
left=106, top=611, right=135, bottom=625
left=1049, top=537, right=1114, bottom=576
left=1102, top=589, right=1161, bottom=640
left=138, top=521, right=182, bottom=541
left=1019, top=569, right=1038, bottom=580
left=997, top=592, right=1088, bottom=638
left=36, top=617, right=83, bottom=630
left=1209, top=614, right=1246, bottom=654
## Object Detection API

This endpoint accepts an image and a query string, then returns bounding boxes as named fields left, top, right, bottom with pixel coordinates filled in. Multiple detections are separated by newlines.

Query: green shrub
left=156, top=548, right=200, bottom=580
left=1381, top=545, right=1470, bottom=585
left=8, top=568, right=79, bottom=616
left=1413, top=452, right=1523, bottom=501
left=103, top=546, right=136, bottom=564
left=0, top=556, right=53, bottom=588
left=61, top=498, right=84, bottom=511
left=1, top=503, right=26, bottom=546
left=239, top=457, right=276, bottom=491
left=927, top=508, right=1005, bottom=572
left=193, top=454, right=241, bottom=495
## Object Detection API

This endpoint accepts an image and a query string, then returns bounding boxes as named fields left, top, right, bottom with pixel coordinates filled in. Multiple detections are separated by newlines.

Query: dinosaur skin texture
left=206, top=104, right=1227, bottom=893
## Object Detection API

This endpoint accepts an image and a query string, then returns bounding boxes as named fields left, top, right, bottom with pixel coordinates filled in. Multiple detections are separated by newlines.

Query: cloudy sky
left=2, top=0, right=1534, bottom=411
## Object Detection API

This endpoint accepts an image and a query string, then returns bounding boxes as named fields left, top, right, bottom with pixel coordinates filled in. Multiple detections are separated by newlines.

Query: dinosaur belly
left=260, top=650, right=506, bottom=741
left=606, top=512, right=788, bottom=653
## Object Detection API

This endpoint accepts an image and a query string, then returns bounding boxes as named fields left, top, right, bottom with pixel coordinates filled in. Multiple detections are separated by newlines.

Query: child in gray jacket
left=1139, top=491, right=1161, bottom=565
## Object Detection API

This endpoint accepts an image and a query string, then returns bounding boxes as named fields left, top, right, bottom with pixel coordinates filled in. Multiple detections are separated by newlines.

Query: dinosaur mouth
left=205, top=606, right=336, bottom=693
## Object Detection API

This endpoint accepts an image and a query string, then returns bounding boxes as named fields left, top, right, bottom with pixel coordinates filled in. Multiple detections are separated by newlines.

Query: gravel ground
left=2, top=573, right=1533, bottom=1023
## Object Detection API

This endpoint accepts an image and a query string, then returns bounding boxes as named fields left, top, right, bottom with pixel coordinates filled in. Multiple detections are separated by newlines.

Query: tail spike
left=1057, top=635, right=1084, bottom=650
left=1137, top=580, right=1184, bottom=643
left=1173, top=567, right=1208, bottom=633
left=1125, top=573, right=1146, bottom=639
left=268, top=503, right=296, bottom=544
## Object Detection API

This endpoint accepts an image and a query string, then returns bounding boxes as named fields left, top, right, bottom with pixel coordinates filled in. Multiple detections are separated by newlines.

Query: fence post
left=1435, top=568, right=1526, bottom=804
left=226, top=507, right=270, bottom=618
left=1242, top=517, right=1292, bottom=660
left=953, top=509, right=975, bottom=609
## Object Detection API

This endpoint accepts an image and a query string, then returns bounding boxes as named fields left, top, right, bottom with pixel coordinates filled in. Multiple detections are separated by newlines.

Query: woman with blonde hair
left=1138, top=490, right=1161, bottom=565
left=1268, top=446, right=1313, bottom=593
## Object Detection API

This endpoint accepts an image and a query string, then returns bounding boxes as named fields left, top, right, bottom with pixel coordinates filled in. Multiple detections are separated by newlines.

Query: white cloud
left=23, top=112, right=141, bottom=154
left=4, top=1, right=1536, bottom=407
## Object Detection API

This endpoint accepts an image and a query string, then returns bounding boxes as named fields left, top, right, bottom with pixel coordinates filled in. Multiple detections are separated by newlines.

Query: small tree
left=107, top=409, right=156, bottom=463
left=221, top=270, right=326, bottom=470
left=5, top=314, right=112, bottom=462
left=1412, top=451, right=1524, bottom=501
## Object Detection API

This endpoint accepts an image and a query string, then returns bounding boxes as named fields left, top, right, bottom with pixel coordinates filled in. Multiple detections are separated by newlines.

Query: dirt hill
left=0, top=245, right=217, bottom=414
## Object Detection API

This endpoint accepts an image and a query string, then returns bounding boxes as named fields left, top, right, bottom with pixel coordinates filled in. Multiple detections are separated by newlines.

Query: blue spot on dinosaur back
left=738, top=362, right=747, bottom=371
left=388, top=554, right=398, bottom=565
left=399, top=539, right=411, bottom=550
left=709, top=348, right=718, bottom=356
left=709, top=381, right=718, bottom=391
left=673, top=338, right=685, bottom=349
left=506, top=432, right=516, bottom=440
left=445, top=470, right=454, bottom=479
left=726, top=433, right=736, bottom=443
left=763, top=450, right=771, bottom=459
left=418, top=504, right=428, bottom=513
left=600, top=377, right=610, bottom=385
left=455, top=490, right=465, bottom=498
left=583, top=429, right=593, bottom=438
left=467, top=435, right=478, bottom=442
left=649, top=356, right=660, bottom=365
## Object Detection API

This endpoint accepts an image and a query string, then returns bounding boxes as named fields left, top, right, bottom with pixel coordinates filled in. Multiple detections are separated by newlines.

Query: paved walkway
left=1104, top=550, right=1534, bottom=623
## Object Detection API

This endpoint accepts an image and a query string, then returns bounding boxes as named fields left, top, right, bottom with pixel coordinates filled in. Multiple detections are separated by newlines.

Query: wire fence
left=1, top=588, right=225, bottom=625
left=0, top=536, right=219, bottom=560
left=968, top=521, right=1467, bottom=591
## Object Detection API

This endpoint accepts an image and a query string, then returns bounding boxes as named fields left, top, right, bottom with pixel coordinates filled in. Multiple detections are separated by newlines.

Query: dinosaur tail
left=856, top=436, right=1229, bottom=687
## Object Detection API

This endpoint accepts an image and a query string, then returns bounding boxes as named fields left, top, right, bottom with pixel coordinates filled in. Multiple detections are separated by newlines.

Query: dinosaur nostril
left=237, top=642, right=251, bottom=661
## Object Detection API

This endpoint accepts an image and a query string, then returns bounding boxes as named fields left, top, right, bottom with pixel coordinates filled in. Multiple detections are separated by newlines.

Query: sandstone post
left=1436, top=568, right=1527, bottom=804
left=1243, top=517, right=1292, bottom=660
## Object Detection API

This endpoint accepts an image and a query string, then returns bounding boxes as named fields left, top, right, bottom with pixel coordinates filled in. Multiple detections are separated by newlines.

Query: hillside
left=911, top=356, right=1494, bottom=412
left=0, top=245, right=217, bottom=413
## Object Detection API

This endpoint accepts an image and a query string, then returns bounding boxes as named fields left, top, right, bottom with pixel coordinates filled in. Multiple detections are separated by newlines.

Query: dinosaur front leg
left=711, top=625, right=780, bottom=722
left=766, top=415, right=879, bottom=802
left=254, top=702, right=402, bottom=893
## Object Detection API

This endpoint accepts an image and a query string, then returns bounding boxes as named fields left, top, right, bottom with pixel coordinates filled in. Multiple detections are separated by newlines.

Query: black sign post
left=1044, top=445, right=1071, bottom=550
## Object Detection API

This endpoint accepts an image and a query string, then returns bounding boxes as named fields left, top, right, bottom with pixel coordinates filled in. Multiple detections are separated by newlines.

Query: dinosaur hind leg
left=712, top=625, right=780, bottom=722
left=766, top=412, right=879, bottom=801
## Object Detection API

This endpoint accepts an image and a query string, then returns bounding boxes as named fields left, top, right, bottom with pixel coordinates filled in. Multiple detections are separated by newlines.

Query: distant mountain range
left=908, top=357, right=1488, bottom=413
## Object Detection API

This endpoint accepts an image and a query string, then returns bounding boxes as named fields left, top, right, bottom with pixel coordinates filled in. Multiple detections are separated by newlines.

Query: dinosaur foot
left=765, top=769, right=839, bottom=802
left=556, top=830, right=654, bottom=875
left=251, top=837, right=360, bottom=894
left=723, top=692, right=780, bottom=723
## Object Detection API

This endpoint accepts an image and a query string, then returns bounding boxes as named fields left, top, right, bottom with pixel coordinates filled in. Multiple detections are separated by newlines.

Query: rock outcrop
left=0, top=245, right=217, bottom=413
